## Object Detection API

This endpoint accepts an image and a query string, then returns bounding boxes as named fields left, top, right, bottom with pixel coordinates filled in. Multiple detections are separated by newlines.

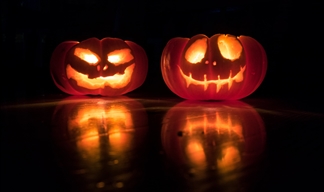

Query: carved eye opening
left=74, top=48, right=100, bottom=65
left=217, top=35, right=242, bottom=61
left=107, top=48, right=134, bottom=66
left=185, top=38, right=207, bottom=64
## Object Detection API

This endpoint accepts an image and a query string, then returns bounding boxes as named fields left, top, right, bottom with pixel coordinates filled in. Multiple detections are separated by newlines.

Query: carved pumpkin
left=161, top=34, right=267, bottom=100
left=161, top=100, right=266, bottom=189
left=50, top=37, right=148, bottom=96
left=52, top=96, right=148, bottom=191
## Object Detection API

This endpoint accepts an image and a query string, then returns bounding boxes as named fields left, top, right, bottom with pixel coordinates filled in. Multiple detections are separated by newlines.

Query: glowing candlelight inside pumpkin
left=50, top=37, right=148, bottom=96
left=217, top=35, right=243, bottom=61
left=74, top=47, right=100, bottom=64
left=66, top=63, right=135, bottom=89
left=161, top=33, right=267, bottom=100
left=185, top=38, right=207, bottom=64
left=107, top=48, right=134, bottom=65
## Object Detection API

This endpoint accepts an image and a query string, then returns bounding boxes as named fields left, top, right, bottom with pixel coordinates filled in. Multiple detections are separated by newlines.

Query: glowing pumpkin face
left=50, top=37, right=148, bottom=96
left=161, top=34, right=267, bottom=100
left=161, top=101, right=266, bottom=188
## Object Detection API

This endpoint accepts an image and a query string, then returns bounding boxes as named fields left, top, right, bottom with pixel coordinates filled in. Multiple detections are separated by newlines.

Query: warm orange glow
left=183, top=110, right=243, bottom=171
left=184, top=111, right=243, bottom=138
left=217, top=35, right=242, bottom=61
left=161, top=101, right=266, bottom=183
left=76, top=135, right=101, bottom=167
left=217, top=146, right=241, bottom=171
left=179, top=65, right=246, bottom=92
left=64, top=103, right=136, bottom=169
left=66, top=63, right=135, bottom=89
left=106, top=106, right=134, bottom=152
left=185, top=38, right=207, bottom=64
left=68, top=104, right=134, bottom=134
left=74, top=48, right=100, bottom=64
left=106, top=106, right=134, bottom=131
left=107, top=48, right=134, bottom=66
left=68, top=103, right=134, bottom=153
left=186, top=140, right=206, bottom=166
left=109, top=132, right=132, bottom=152
left=77, top=134, right=100, bottom=148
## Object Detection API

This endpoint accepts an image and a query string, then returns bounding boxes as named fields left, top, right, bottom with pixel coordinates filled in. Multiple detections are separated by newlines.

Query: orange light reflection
left=185, top=111, right=243, bottom=138
left=217, top=146, right=241, bottom=172
left=186, top=140, right=206, bottom=166
left=184, top=111, right=244, bottom=171
left=68, top=104, right=134, bottom=152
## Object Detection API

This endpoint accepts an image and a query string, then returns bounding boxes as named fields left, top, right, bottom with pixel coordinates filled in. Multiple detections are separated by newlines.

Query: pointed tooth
left=216, top=85, right=221, bottom=93
left=228, top=70, right=233, bottom=89
left=216, top=75, right=221, bottom=93
left=228, top=79, right=233, bottom=89
left=185, top=73, right=192, bottom=87
left=235, top=70, right=243, bottom=82
left=204, top=74, right=208, bottom=91
left=235, top=66, right=245, bottom=82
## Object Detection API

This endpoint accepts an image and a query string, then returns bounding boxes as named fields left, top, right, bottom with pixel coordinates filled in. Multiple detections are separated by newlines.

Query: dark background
left=1, top=1, right=323, bottom=192
left=1, top=0, right=323, bottom=104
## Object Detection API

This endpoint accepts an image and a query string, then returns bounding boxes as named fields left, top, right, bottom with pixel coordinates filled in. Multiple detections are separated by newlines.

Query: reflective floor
left=1, top=96, right=323, bottom=192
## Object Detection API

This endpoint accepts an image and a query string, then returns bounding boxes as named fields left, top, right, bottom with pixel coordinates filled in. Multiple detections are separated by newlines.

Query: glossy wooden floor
left=1, top=95, right=323, bottom=192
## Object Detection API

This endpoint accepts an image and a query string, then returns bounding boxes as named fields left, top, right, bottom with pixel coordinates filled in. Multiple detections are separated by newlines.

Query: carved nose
left=97, top=64, right=108, bottom=71
left=205, top=60, right=217, bottom=66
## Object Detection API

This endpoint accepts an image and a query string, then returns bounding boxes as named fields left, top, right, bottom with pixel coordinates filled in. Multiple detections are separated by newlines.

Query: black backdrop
left=1, top=0, right=323, bottom=106
left=1, top=1, right=323, bottom=192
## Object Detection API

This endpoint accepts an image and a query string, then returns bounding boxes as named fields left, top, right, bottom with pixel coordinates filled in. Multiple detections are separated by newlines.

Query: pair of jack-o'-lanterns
left=50, top=34, right=267, bottom=100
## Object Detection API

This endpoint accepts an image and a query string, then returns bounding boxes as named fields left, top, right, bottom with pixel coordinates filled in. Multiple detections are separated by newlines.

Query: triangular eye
left=217, top=35, right=242, bottom=61
left=74, top=48, right=100, bottom=65
left=107, top=48, right=134, bottom=66
left=185, top=38, right=207, bottom=64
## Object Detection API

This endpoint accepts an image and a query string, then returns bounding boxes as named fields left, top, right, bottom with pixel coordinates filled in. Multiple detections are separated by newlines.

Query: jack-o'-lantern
left=50, top=37, right=148, bottom=96
left=52, top=96, right=148, bottom=191
left=161, top=100, right=266, bottom=190
left=161, top=34, right=267, bottom=100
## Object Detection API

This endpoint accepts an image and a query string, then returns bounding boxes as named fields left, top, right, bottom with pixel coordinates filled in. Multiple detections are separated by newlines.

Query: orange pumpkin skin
left=161, top=34, right=267, bottom=100
left=50, top=37, right=148, bottom=96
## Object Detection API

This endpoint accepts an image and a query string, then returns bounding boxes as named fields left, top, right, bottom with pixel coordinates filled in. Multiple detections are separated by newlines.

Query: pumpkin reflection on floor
left=52, top=96, right=148, bottom=191
left=161, top=100, right=266, bottom=191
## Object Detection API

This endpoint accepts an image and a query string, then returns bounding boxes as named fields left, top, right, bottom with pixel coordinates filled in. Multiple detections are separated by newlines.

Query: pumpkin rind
left=161, top=34, right=267, bottom=100
left=50, top=37, right=148, bottom=96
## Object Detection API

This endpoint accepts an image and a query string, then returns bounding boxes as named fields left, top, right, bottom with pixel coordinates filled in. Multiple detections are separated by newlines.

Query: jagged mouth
left=178, top=65, right=246, bottom=93
left=66, top=64, right=135, bottom=89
